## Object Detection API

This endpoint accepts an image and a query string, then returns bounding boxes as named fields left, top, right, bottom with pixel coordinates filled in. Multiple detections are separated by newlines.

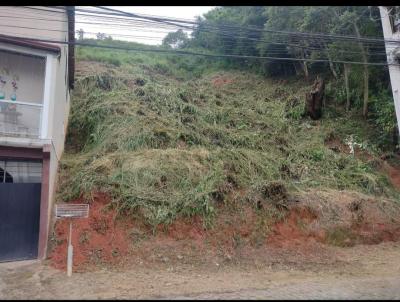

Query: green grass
left=58, top=39, right=400, bottom=228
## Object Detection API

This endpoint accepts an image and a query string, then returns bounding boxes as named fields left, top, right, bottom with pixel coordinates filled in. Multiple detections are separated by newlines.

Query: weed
left=57, top=43, right=400, bottom=229
left=79, top=230, right=90, bottom=245
left=325, top=226, right=357, bottom=247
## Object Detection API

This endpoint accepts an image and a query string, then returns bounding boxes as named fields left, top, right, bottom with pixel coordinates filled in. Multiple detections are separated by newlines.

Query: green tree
left=162, top=29, right=189, bottom=49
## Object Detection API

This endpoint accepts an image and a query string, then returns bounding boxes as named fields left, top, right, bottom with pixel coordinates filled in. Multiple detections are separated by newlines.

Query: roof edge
left=0, top=34, right=60, bottom=54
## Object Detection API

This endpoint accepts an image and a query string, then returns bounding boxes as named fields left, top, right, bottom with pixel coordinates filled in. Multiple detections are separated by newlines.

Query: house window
left=0, top=160, right=42, bottom=183
left=0, top=49, right=46, bottom=138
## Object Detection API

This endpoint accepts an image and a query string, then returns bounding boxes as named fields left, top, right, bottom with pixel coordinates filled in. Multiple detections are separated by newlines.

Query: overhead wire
left=7, top=6, right=393, bottom=50
left=3, top=5, right=394, bottom=64
left=19, top=4, right=396, bottom=47
left=0, top=34, right=398, bottom=67
left=0, top=14, right=389, bottom=57
left=93, top=6, right=400, bottom=45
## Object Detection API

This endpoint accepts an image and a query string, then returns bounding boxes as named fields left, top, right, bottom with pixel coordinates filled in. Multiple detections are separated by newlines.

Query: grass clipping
left=58, top=53, right=399, bottom=228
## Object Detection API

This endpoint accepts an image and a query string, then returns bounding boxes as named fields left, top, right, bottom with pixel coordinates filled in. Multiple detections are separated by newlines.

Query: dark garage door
left=0, top=160, right=42, bottom=262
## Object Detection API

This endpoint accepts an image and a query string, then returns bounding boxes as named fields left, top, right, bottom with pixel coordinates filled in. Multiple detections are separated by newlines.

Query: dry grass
left=57, top=47, right=400, bottom=228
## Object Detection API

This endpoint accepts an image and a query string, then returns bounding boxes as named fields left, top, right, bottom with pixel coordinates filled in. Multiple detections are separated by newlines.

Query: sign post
left=55, top=204, right=89, bottom=277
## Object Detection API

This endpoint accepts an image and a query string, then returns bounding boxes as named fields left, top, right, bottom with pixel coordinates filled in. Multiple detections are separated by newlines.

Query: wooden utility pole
left=379, top=6, right=400, bottom=137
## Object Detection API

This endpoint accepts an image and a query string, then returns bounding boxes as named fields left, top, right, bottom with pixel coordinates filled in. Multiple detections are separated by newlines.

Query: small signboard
left=55, top=204, right=89, bottom=218
left=54, top=203, right=89, bottom=277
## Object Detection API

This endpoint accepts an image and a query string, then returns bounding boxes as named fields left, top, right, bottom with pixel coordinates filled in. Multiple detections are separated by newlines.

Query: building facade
left=0, top=6, right=75, bottom=262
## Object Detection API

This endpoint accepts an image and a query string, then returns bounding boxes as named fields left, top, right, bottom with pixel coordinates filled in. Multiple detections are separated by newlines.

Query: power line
left=0, top=20, right=389, bottom=59
left=6, top=7, right=392, bottom=51
left=93, top=6, right=400, bottom=45
left=17, top=5, right=397, bottom=47
left=3, top=6, right=392, bottom=63
left=0, top=16, right=390, bottom=59
left=1, top=34, right=398, bottom=67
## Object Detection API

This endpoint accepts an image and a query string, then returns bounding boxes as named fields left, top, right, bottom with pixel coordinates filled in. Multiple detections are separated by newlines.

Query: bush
left=369, top=89, right=398, bottom=149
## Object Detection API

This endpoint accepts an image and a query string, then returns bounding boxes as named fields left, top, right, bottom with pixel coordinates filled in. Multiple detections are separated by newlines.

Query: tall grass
left=59, top=40, right=399, bottom=228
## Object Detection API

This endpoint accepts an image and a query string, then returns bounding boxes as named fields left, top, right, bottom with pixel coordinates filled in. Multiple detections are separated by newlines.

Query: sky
left=76, top=6, right=216, bottom=45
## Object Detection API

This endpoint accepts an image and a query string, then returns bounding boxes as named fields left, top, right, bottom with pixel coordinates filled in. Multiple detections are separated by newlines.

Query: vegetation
left=56, top=6, right=400, bottom=232
left=178, top=6, right=398, bottom=148
left=59, top=32, right=399, bottom=229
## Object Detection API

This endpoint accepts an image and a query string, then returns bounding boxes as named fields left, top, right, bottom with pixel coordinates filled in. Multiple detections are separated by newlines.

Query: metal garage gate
left=0, top=160, right=42, bottom=262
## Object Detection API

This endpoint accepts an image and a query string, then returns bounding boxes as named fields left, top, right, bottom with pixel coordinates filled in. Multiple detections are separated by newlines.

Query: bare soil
left=1, top=241, right=400, bottom=299
left=383, top=158, right=400, bottom=190
left=48, top=187, right=400, bottom=273
left=211, top=74, right=235, bottom=87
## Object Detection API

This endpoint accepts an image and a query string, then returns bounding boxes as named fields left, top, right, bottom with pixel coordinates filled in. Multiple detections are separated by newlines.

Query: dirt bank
left=48, top=188, right=400, bottom=272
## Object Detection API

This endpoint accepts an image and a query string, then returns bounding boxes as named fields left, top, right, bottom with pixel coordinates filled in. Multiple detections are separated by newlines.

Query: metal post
left=379, top=6, right=400, bottom=137
left=55, top=204, right=89, bottom=277
left=67, top=221, right=73, bottom=277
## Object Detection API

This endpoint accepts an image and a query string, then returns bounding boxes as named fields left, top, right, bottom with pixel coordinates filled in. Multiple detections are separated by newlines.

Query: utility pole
left=379, top=6, right=400, bottom=138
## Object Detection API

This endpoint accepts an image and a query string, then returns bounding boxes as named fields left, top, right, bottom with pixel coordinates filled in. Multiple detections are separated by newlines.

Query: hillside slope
left=50, top=48, right=400, bottom=270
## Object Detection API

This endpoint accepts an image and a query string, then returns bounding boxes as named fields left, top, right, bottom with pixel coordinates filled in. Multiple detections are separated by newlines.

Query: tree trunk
left=353, top=22, right=369, bottom=118
left=300, top=50, right=309, bottom=80
left=303, top=61, right=309, bottom=80
left=362, top=64, right=369, bottom=117
left=305, top=76, right=325, bottom=120
left=293, top=62, right=302, bottom=76
left=344, top=63, right=351, bottom=111
left=323, top=42, right=338, bottom=79
left=328, top=55, right=338, bottom=79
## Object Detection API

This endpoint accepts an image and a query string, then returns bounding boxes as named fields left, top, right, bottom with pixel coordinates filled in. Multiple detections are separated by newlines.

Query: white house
left=0, top=6, right=75, bottom=262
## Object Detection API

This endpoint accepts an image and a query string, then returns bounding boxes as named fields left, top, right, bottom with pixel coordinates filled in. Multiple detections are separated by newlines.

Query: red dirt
left=383, top=161, right=400, bottom=190
left=212, top=75, right=234, bottom=87
left=49, top=192, right=134, bottom=271
left=267, top=207, right=321, bottom=249
left=49, top=190, right=400, bottom=272
left=353, top=222, right=400, bottom=245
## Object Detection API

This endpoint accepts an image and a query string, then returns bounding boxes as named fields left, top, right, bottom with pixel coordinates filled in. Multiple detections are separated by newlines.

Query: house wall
left=0, top=6, right=72, bottom=258
left=46, top=45, right=71, bottom=241
left=0, top=6, right=68, bottom=43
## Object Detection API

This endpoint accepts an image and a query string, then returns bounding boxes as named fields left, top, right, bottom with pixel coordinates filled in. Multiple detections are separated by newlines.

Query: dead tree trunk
left=344, top=63, right=351, bottom=111
left=305, top=76, right=325, bottom=120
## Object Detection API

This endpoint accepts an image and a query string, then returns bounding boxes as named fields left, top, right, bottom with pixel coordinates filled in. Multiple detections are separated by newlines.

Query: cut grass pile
left=58, top=45, right=399, bottom=229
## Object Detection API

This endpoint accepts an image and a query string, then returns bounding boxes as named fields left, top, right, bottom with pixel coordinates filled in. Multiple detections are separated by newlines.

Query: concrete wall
left=47, top=47, right=71, bottom=228
left=0, top=6, right=72, bottom=258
